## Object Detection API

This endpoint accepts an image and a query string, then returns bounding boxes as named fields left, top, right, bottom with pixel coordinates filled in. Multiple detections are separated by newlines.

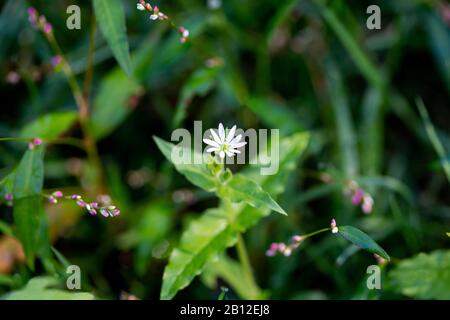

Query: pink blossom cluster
left=28, top=7, right=53, bottom=34
left=266, top=235, right=303, bottom=257
left=46, top=191, right=121, bottom=218
left=28, top=138, right=43, bottom=150
left=345, top=181, right=374, bottom=214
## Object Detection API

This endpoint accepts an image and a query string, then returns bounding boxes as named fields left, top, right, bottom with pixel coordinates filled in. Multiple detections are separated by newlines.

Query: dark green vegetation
left=0, top=0, right=449, bottom=300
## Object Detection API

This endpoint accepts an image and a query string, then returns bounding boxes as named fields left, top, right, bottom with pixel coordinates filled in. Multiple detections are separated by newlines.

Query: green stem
left=302, top=227, right=331, bottom=240
left=236, top=234, right=259, bottom=298
left=45, top=32, right=105, bottom=194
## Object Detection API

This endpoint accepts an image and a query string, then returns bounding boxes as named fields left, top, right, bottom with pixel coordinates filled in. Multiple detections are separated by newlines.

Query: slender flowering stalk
left=266, top=225, right=333, bottom=257
left=27, top=7, right=105, bottom=193
left=136, top=1, right=190, bottom=43
left=44, top=191, right=121, bottom=218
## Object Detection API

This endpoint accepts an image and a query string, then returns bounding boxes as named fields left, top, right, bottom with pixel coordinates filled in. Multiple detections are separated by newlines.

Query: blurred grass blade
left=326, top=60, right=359, bottom=177
left=315, top=0, right=384, bottom=90
left=173, top=65, right=222, bottom=128
left=425, top=13, right=450, bottom=92
left=13, top=145, right=45, bottom=269
left=90, top=69, right=141, bottom=139
left=338, top=225, right=390, bottom=261
left=416, top=98, right=450, bottom=183
left=93, top=0, right=131, bottom=76
left=246, top=96, right=303, bottom=135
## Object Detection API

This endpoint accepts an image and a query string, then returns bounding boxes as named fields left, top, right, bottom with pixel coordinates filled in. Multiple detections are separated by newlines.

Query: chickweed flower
left=203, top=123, right=247, bottom=159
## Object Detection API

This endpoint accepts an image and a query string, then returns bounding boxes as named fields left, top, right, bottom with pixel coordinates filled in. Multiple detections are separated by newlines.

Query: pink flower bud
left=71, top=195, right=81, bottom=200
left=43, top=22, right=52, bottom=34
left=76, top=200, right=85, bottom=208
left=362, top=195, right=374, bottom=214
left=100, top=209, right=109, bottom=218
left=4, top=193, right=13, bottom=202
left=51, top=55, right=62, bottom=67
left=47, top=196, right=58, bottom=204
left=351, top=188, right=364, bottom=205
left=52, top=191, right=63, bottom=197
left=291, top=235, right=302, bottom=242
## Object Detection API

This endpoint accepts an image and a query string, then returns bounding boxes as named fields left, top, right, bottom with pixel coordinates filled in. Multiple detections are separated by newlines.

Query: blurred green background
left=0, top=0, right=449, bottom=300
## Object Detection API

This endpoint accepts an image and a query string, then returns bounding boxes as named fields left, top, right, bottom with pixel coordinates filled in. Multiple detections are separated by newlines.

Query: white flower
left=150, top=14, right=158, bottom=20
left=136, top=3, right=146, bottom=11
left=203, top=123, right=247, bottom=159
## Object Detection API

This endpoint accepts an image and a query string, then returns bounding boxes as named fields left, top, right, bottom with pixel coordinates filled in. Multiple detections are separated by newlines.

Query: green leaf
left=223, top=175, right=287, bottom=215
left=161, top=208, right=237, bottom=300
left=12, top=145, right=45, bottom=269
left=245, top=96, right=302, bottom=135
left=90, top=69, right=141, bottom=139
left=173, top=66, right=222, bottom=128
left=338, top=225, right=390, bottom=261
left=93, top=0, right=131, bottom=75
left=3, top=276, right=95, bottom=300
left=389, top=250, right=450, bottom=299
left=153, top=136, right=218, bottom=192
left=202, top=254, right=263, bottom=299
left=20, top=112, right=78, bottom=140
left=160, top=133, right=309, bottom=299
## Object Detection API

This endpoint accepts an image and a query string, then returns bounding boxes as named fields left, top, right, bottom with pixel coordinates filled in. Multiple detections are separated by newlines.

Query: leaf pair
left=154, top=133, right=310, bottom=299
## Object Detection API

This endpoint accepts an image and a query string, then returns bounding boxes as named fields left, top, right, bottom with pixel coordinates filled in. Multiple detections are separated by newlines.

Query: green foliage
left=3, top=276, right=95, bottom=300
left=159, top=133, right=309, bottom=299
left=338, top=226, right=390, bottom=261
left=90, top=69, right=141, bottom=139
left=389, top=250, right=450, bottom=299
left=12, top=145, right=45, bottom=269
left=20, top=112, right=78, bottom=140
left=93, top=0, right=131, bottom=76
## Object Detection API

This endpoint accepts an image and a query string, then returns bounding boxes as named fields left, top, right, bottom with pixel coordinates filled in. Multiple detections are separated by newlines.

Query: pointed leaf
left=338, top=225, right=390, bottom=261
left=93, top=0, right=131, bottom=75
left=153, top=136, right=217, bottom=192
left=12, top=145, right=45, bottom=268
left=224, top=175, right=287, bottom=215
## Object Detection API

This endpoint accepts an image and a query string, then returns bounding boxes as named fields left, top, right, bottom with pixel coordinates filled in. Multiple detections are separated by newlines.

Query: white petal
left=226, top=125, right=237, bottom=143
left=206, top=147, right=219, bottom=153
left=229, top=148, right=241, bottom=154
left=225, top=151, right=234, bottom=157
left=230, top=134, right=242, bottom=144
left=230, top=141, right=247, bottom=149
left=203, top=138, right=220, bottom=147
left=150, top=14, right=158, bottom=20
left=218, top=123, right=225, bottom=142
left=210, top=129, right=222, bottom=145
left=219, top=150, right=225, bottom=159
left=137, top=3, right=145, bottom=10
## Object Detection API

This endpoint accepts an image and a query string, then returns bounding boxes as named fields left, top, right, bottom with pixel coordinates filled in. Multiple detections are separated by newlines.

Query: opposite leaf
left=338, top=225, right=390, bottom=261
left=223, top=175, right=287, bottom=215
left=153, top=136, right=217, bottom=192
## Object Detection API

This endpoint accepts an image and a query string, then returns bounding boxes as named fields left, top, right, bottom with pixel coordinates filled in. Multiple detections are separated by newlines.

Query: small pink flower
left=52, top=191, right=63, bottom=197
left=28, top=137, right=43, bottom=150
left=76, top=200, right=85, bottom=208
left=330, top=218, right=338, bottom=233
left=351, top=188, right=364, bottom=205
left=43, top=22, right=52, bottom=34
left=100, top=208, right=109, bottom=218
left=51, top=55, right=62, bottom=67
left=71, top=194, right=81, bottom=200
left=4, top=193, right=13, bottom=202
left=28, top=7, right=38, bottom=25
left=291, top=235, right=302, bottom=242
left=88, top=209, right=97, bottom=216
left=47, top=196, right=58, bottom=204
left=362, top=195, right=374, bottom=214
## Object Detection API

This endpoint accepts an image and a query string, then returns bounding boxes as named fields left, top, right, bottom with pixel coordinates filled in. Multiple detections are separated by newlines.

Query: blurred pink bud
left=51, top=55, right=62, bottom=67
left=52, top=191, right=63, bottom=197
left=43, top=22, right=52, bottom=34
left=71, top=194, right=81, bottom=200
left=292, top=235, right=302, bottom=242
left=362, top=195, right=374, bottom=214
left=47, top=196, right=58, bottom=204
left=5, top=193, right=13, bottom=202
left=351, top=188, right=364, bottom=205
left=76, top=200, right=86, bottom=208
